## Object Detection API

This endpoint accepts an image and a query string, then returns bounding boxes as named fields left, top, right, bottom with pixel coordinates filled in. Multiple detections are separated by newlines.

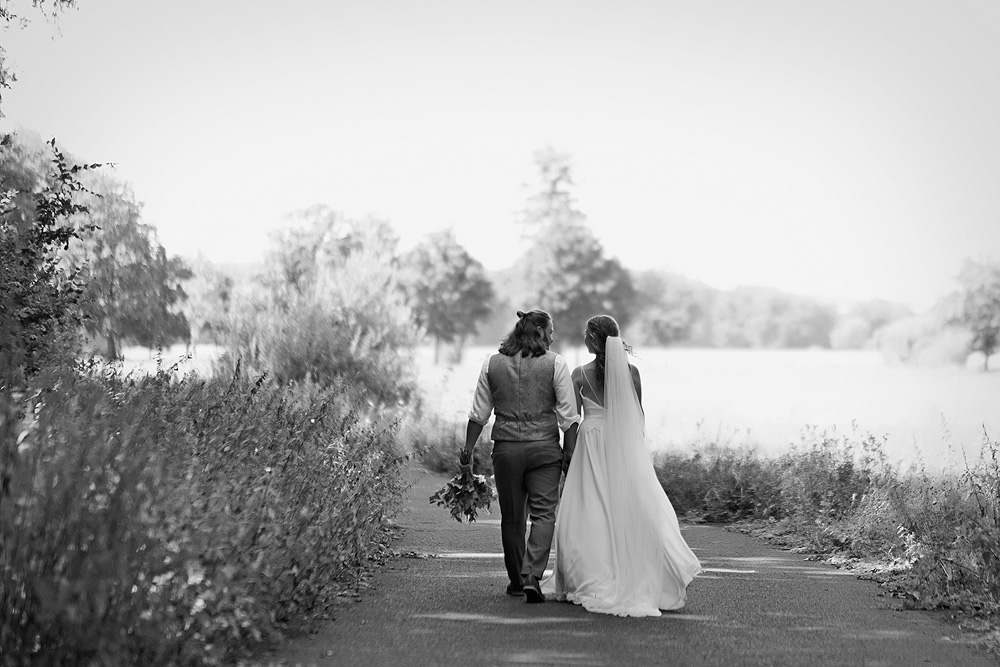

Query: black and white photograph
left=2, top=1, right=999, bottom=665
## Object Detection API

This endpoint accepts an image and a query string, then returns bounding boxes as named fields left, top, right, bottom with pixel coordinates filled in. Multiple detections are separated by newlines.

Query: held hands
left=458, top=448, right=474, bottom=476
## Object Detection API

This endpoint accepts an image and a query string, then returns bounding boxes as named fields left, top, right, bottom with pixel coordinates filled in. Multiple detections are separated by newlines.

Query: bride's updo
left=585, top=315, right=633, bottom=384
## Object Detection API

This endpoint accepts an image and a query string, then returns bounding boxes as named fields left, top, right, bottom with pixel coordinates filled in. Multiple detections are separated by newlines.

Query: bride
left=541, top=315, right=701, bottom=617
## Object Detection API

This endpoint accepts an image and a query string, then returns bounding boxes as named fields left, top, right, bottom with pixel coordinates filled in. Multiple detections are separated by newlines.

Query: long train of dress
left=541, top=395, right=701, bottom=617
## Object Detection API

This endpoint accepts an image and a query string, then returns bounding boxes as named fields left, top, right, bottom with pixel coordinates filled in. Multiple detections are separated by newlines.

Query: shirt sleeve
left=553, top=355, right=582, bottom=431
left=468, top=354, right=494, bottom=425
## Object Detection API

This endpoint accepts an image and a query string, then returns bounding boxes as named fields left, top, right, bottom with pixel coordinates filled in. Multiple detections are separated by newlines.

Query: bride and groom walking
left=462, top=310, right=701, bottom=617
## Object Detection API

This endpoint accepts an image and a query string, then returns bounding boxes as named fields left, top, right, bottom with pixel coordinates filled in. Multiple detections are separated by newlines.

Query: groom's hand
left=459, top=448, right=474, bottom=476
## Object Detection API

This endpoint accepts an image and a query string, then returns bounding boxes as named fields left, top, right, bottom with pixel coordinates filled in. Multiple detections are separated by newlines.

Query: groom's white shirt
left=468, top=353, right=581, bottom=432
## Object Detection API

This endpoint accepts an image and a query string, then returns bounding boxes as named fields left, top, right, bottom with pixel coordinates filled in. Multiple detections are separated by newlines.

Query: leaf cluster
left=429, top=469, right=497, bottom=523
left=0, top=135, right=97, bottom=381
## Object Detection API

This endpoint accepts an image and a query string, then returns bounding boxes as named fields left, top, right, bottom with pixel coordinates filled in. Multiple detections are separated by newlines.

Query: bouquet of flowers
left=429, top=452, right=497, bottom=523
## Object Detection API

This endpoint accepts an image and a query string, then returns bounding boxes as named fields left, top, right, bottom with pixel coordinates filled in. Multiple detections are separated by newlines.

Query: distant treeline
left=5, top=131, right=996, bottom=369
left=473, top=267, right=913, bottom=352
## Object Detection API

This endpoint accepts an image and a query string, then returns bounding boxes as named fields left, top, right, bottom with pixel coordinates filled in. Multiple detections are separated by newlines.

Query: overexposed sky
left=3, top=0, right=999, bottom=310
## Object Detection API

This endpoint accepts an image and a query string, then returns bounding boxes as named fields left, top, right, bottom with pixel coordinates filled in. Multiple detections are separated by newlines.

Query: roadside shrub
left=0, top=362, right=407, bottom=666
left=777, top=426, right=892, bottom=522
left=654, top=426, right=999, bottom=628
left=892, top=434, right=1000, bottom=617
left=655, top=444, right=782, bottom=521
left=657, top=427, right=892, bottom=520
left=219, top=294, right=416, bottom=406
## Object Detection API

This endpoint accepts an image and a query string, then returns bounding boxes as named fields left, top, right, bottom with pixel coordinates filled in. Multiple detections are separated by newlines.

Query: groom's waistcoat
left=488, top=351, right=558, bottom=442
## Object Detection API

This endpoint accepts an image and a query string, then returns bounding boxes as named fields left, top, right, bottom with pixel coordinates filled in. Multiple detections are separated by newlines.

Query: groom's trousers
left=491, top=438, right=563, bottom=587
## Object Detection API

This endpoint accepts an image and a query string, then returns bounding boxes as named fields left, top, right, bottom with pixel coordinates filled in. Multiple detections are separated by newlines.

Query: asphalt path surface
left=272, top=466, right=997, bottom=667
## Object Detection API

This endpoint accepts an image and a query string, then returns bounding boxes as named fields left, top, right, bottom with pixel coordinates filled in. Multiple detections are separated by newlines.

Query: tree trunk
left=0, top=350, right=16, bottom=505
left=986, top=352, right=992, bottom=372
left=433, top=336, right=440, bottom=365
left=106, top=330, right=118, bottom=359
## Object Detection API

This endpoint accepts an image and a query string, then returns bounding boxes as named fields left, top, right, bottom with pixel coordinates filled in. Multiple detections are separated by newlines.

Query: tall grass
left=891, top=434, right=1000, bottom=617
left=0, top=361, right=408, bottom=666
left=655, top=426, right=1000, bottom=625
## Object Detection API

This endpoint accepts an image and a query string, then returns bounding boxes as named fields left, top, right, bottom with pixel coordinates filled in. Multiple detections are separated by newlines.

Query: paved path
left=272, top=466, right=997, bottom=667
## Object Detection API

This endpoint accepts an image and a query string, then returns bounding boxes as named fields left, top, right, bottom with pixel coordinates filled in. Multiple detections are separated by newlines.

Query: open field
left=117, top=343, right=999, bottom=470
left=416, top=346, right=1000, bottom=470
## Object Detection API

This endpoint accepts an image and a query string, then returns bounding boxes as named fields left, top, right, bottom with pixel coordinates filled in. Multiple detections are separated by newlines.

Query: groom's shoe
left=506, top=583, right=525, bottom=597
left=522, top=578, right=545, bottom=604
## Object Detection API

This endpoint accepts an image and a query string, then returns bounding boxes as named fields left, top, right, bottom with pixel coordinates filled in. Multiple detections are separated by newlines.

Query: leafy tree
left=259, top=205, right=398, bottom=306
left=180, top=255, right=234, bottom=347
left=531, top=224, right=636, bottom=342
left=628, top=270, right=712, bottom=346
left=830, top=299, right=911, bottom=349
left=709, top=287, right=836, bottom=349
left=772, top=296, right=837, bottom=348
left=958, top=259, right=1000, bottom=370
left=260, top=205, right=345, bottom=300
left=401, top=230, right=495, bottom=363
left=1, top=135, right=94, bottom=379
left=223, top=207, right=417, bottom=404
left=519, top=147, right=635, bottom=341
left=874, top=293, right=970, bottom=366
left=67, top=173, right=191, bottom=358
left=829, top=315, right=872, bottom=350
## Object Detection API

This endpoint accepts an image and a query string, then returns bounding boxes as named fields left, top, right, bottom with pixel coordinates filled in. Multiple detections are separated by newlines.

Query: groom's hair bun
left=500, top=309, right=552, bottom=358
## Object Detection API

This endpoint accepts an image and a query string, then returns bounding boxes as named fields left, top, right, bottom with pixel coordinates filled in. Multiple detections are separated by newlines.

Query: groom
left=461, top=309, right=580, bottom=603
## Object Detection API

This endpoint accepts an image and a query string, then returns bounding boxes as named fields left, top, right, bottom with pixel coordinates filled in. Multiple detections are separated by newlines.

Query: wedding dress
left=541, top=337, right=701, bottom=617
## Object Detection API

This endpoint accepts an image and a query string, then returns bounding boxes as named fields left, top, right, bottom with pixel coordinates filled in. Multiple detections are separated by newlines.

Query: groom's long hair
left=498, top=310, right=551, bottom=358
left=586, top=315, right=633, bottom=384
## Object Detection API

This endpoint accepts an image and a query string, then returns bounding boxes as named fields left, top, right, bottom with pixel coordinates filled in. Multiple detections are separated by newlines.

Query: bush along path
left=0, top=365, right=408, bottom=667
left=265, top=465, right=998, bottom=667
